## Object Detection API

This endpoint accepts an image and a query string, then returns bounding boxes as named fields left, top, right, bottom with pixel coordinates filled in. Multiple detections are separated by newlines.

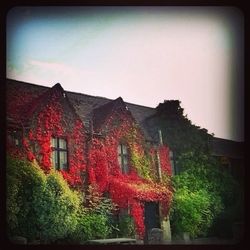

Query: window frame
left=51, top=137, right=68, bottom=171
left=118, top=143, right=129, bottom=174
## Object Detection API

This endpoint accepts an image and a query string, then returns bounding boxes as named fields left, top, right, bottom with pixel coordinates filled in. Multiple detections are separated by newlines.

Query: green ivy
left=118, top=215, right=135, bottom=238
left=156, top=100, right=212, bottom=170
left=170, top=187, right=223, bottom=238
left=130, top=148, right=152, bottom=180
left=156, top=100, right=242, bottom=238
left=68, top=210, right=112, bottom=243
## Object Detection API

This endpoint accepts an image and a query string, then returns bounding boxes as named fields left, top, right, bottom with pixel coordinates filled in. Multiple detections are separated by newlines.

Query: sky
left=6, top=6, right=244, bottom=141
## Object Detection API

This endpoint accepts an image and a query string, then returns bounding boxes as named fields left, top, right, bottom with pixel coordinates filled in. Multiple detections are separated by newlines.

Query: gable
left=6, top=79, right=158, bottom=141
left=92, top=97, right=130, bottom=132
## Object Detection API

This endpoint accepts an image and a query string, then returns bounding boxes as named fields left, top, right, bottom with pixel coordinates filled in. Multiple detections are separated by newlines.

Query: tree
left=156, top=100, right=242, bottom=238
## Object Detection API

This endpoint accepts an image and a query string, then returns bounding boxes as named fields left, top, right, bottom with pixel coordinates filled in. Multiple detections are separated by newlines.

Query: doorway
left=144, top=202, right=161, bottom=243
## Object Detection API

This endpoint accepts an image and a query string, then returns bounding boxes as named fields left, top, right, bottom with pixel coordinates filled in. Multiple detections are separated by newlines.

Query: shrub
left=6, top=156, right=46, bottom=240
left=67, top=185, right=114, bottom=243
left=7, top=156, right=113, bottom=244
left=6, top=156, right=81, bottom=243
left=34, top=170, right=81, bottom=243
left=170, top=188, right=222, bottom=238
left=68, top=210, right=111, bottom=243
left=170, top=152, right=240, bottom=238
left=118, top=214, right=135, bottom=238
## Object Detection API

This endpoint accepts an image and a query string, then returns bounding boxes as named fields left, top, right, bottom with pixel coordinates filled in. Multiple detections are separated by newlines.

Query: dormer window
left=118, top=144, right=129, bottom=174
left=51, top=137, right=68, bottom=170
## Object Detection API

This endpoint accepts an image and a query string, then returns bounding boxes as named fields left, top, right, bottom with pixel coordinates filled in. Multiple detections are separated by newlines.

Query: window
left=7, top=129, right=22, bottom=147
left=118, top=144, right=129, bottom=174
left=51, top=137, right=68, bottom=170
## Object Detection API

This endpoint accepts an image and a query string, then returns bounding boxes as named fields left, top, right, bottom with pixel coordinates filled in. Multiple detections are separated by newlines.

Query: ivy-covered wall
left=7, top=86, right=173, bottom=239
left=88, top=108, right=173, bottom=237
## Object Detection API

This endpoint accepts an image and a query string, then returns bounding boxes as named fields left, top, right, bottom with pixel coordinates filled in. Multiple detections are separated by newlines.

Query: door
left=144, top=202, right=161, bottom=243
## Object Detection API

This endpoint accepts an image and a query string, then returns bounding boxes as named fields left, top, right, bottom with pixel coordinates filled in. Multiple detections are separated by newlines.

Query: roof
left=6, top=79, right=243, bottom=151
left=6, top=79, right=157, bottom=140
left=210, top=137, right=244, bottom=159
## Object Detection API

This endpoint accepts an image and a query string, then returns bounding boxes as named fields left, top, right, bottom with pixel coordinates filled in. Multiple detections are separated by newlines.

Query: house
left=210, top=137, right=244, bottom=184
left=6, top=79, right=173, bottom=241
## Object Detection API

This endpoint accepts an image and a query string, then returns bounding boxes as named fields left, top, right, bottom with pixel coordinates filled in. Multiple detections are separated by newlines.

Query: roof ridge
left=126, top=101, right=155, bottom=110
left=67, top=90, right=112, bottom=101
left=7, top=78, right=51, bottom=89
left=7, top=78, right=156, bottom=110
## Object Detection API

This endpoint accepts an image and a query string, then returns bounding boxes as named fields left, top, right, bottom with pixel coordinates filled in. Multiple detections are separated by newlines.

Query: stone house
left=6, top=79, right=173, bottom=241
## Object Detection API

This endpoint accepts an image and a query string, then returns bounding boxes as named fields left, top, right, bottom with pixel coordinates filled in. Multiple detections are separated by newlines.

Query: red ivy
left=131, top=201, right=145, bottom=238
left=88, top=139, right=109, bottom=192
left=87, top=111, right=173, bottom=238
left=7, top=88, right=173, bottom=238
left=159, top=145, right=172, bottom=176
left=61, top=119, right=86, bottom=187
left=12, top=91, right=86, bottom=187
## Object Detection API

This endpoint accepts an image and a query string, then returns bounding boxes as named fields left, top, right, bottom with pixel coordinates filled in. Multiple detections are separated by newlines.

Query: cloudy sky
left=6, top=6, right=244, bottom=141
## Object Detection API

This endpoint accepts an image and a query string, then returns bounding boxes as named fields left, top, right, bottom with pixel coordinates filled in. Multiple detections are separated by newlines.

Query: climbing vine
left=9, top=89, right=86, bottom=188
left=61, top=119, right=86, bottom=187
left=7, top=87, right=173, bottom=238
left=88, top=110, right=173, bottom=237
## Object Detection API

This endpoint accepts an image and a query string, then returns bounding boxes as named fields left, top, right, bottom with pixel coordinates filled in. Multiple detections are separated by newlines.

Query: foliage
left=176, top=152, right=240, bottom=206
left=157, top=100, right=242, bottom=238
left=208, top=180, right=244, bottom=238
left=118, top=214, right=136, bottom=238
left=7, top=88, right=173, bottom=239
left=6, top=155, right=46, bottom=240
left=69, top=210, right=111, bottom=243
left=156, top=100, right=211, bottom=164
left=87, top=111, right=173, bottom=238
left=170, top=151, right=241, bottom=238
left=60, top=186, right=115, bottom=243
left=170, top=188, right=222, bottom=238
left=6, top=157, right=71, bottom=242
left=22, top=89, right=86, bottom=187
left=34, top=170, right=81, bottom=243
left=85, top=185, right=118, bottom=217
